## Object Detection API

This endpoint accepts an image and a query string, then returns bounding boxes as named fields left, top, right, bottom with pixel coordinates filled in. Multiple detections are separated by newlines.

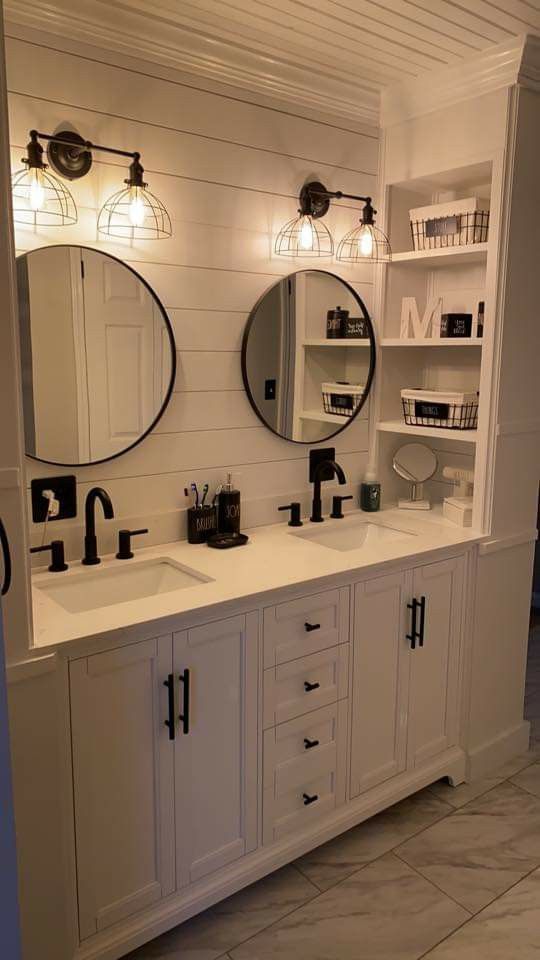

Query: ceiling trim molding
left=381, top=34, right=540, bottom=127
left=3, top=0, right=380, bottom=128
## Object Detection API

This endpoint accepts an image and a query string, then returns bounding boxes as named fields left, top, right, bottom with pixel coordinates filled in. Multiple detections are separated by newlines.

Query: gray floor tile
left=511, top=762, right=540, bottom=798
left=294, top=787, right=451, bottom=891
left=424, top=867, right=540, bottom=959
left=229, top=853, right=468, bottom=960
left=123, top=865, right=318, bottom=960
left=428, top=751, right=538, bottom=809
left=396, top=781, right=540, bottom=913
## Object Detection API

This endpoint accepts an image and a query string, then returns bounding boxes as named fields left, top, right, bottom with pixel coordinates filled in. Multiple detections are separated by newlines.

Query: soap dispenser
left=360, top=465, right=381, bottom=512
left=218, top=473, right=241, bottom=534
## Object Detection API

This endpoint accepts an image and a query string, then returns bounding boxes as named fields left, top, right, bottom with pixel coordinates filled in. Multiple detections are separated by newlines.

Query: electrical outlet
left=31, top=476, right=77, bottom=523
left=309, top=447, right=336, bottom=483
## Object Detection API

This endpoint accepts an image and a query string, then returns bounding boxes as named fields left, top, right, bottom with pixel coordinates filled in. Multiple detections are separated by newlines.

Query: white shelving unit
left=377, top=420, right=478, bottom=444
left=299, top=409, right=348, bottom=425
left=380, top=338, right=483, bottom=348
left=390, top=243, right=488, bottom=267
left=302, top=338, right=371, bottom=348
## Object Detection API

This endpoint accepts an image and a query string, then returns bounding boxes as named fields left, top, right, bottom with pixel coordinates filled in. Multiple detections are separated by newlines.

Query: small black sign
left=331, top=393, right=355, bottom=411
left=344, top=316, right=369, bottom=339
left=425, top=215, right=459, bottom=238
left=415, top=400, right=449, bottom=419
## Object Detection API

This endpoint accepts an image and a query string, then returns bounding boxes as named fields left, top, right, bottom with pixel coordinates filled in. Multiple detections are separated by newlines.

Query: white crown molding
left=3, top=0, right=380, bottom=129
left=381, top=34, right=540, bottom=128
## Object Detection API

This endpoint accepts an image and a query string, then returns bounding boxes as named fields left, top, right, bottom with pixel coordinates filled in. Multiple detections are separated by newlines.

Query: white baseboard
left=466, top=721, right=531, bottom=780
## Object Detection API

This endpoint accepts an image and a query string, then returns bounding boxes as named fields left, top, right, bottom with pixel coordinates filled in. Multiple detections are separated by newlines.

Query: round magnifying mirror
left=16, top=245, right=176, bottom=466
left=393, top=442, right=437, bottom=511
left=242, top=269, right=375, bottom=443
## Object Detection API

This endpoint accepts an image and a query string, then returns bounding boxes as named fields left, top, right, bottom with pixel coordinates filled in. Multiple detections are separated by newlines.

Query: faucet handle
left=330, top=495, right=353, bottom=520
left=30, top=540, right=68, bottom=572
left=278, top=502, right=303, bottom=527
left=116, top=528, right=149, bottom=560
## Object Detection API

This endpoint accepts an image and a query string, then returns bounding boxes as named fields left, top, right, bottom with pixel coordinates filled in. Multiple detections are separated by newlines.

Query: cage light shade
left=336, top=222, right=391, bottom=263
left=275, top=214, right=333, bottom=257
left=98, top=184, right=172, bottom=240
left=11, top=166, right=77, bottom=226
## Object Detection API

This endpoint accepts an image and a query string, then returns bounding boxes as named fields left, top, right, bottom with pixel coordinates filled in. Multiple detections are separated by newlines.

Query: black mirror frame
left=241, top=269, right=376, bottom=445
left=17, top=244, right=177, bottom=468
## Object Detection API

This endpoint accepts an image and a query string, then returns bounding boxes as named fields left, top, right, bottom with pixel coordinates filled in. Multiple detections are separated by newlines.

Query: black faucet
left=310, top=460, right=346, bottom=523
left=83, top=487, right=114, bottom=565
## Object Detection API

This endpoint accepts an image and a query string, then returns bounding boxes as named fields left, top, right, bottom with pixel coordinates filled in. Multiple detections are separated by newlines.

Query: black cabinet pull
left=305, top=622, right=321, bottom=632
left=163, top=674, right=176, bottom=740
left=406, top=599, right=419, bottom=650
left=304, top=680, right=320, bottom=692
left=303, top=792, right=319, bottom=806
left=179, top=668, right=190, bottom=735
left=418, top=596, right=426, bottom=647
left=304, top=737, right=320, bottom=750
left=0, top=518, right=12, bottom=597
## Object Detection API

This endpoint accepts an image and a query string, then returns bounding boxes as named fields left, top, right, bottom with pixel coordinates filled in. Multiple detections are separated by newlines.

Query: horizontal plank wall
left=5, top=32, right=379, bottom=556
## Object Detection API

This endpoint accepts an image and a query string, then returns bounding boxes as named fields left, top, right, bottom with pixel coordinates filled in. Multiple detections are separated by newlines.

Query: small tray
left=207, top=532, right=249, bottom=550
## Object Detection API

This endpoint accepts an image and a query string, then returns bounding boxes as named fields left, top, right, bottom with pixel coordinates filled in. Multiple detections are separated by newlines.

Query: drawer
left=263, top=588, right=349, bottom=668
left=263, top=708, right=347, bottom=845
left=263, top=645, right=349, bottom=729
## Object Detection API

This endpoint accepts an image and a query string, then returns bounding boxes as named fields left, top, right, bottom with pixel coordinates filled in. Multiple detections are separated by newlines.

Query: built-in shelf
left=380, top=337, right=483, bottom=347
left=299, top=409, right=348, bottom=425
left=390, top=243, right=488, bottom=267
left=377, top=420, right=478, bottom=443
left=302, top=338, right=371, bottom=347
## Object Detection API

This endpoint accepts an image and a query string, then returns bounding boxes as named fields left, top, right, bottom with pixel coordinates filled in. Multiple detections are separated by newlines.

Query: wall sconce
left=11, top=129, right=172, bottom=240
left=275, top=181, right=391, bottom=263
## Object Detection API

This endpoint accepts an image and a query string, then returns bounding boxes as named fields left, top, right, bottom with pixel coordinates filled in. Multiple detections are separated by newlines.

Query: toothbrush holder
left=187, top=505, right=218, bottom=544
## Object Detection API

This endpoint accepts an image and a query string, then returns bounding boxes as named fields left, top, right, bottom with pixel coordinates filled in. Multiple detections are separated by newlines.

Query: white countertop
left=31, top=507, right=484, bottom=652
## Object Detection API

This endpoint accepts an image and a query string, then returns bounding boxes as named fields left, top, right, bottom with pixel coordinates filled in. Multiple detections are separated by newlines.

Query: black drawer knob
left=305, top=622, right=321, bottom=632
left=304, top=680, right=320, bottom=693
left=303, top=792, right=319, bottom=806
left=304, top=737, right=320, bottom=750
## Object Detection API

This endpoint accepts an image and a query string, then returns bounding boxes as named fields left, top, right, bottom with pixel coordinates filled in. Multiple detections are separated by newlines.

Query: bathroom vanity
left=23, top=508, right=481, bottom=959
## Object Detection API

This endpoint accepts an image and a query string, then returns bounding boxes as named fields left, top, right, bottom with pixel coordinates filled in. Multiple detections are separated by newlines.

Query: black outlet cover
left=309, top=447, right=336, bottom=483
left=31, top=475, right=77, bottom=523
left=264, top=378, right=276, bottom=401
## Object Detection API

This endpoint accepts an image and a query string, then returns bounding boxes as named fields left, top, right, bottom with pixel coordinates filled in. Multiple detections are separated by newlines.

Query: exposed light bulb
left=128, top=187, right=146, bottom=227
left=299, top=216, right=314, bottom=251
left=357, top=224, right=374, bottom=258
left=29, top=168, right=45, bottom=211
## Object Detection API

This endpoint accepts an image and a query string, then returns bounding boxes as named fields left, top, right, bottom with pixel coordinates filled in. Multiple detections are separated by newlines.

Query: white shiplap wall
left=5, top=32, right=379, bottom=556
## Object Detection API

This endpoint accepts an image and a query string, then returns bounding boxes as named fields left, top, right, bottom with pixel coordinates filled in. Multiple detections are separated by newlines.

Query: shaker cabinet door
left=407, top=556, right=465, bottom=768
left=174, top=613, right=258, bottom=887
left=350, top=572, right=409, bottom=798
left=70, top=637, right=175, bottom=940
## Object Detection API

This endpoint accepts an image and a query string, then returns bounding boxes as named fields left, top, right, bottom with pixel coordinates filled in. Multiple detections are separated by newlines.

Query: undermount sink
left=35, top=558, right=213, bottom=614
left=292, top=515, right=416, bottom=552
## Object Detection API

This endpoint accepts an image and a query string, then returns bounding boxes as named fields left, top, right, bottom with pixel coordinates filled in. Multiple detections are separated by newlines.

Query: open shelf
left=390, top=243, right=488, bottom=267
left=302, top=339, right=371, bottom=348
left=377, top=420, right=478, bottom=443
left=299, top=409, right=348, bottom=425
left=380, top=338, right=483, bottom=348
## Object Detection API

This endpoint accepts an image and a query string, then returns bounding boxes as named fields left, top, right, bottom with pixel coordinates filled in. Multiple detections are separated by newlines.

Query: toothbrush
left=190, top=482, right=199, bottom=508
left=201, top=483, right=209, bottom=506
left=212, top=484, right=222, bottom=507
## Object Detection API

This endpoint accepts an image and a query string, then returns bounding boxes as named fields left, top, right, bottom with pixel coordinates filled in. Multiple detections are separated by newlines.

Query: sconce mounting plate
left=47, top=130, right=92, bottom=181
left=300, top=180, right=330, bottom=220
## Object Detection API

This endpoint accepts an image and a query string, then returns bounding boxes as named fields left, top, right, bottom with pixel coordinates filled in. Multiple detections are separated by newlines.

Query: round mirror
left=17, top=245, right=176, bottom=466
left=393, top=442, right=437, bottom=510
left=242, top=270, right=375, bottom=443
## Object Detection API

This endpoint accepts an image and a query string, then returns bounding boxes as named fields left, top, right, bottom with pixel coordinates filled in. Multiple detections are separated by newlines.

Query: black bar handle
left=305, top=622, right=321, bottom=632
left=304, top=680, right=320, bottom=692
left=304, top=737, right=320, bottom=750
left=406, top=599, right=418, bottom=650
left=0, top=519, right=11, bottom=597
left=303, top=792, right=319, bottom=806
left=418, top=596, right=426, bottom=647
left=163, top=674, right=176, bottom=740
left=179, top=668, right=190, bottom=735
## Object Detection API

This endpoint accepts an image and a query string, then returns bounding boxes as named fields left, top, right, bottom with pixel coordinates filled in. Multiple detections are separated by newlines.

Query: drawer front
left=263, top=645, right=349, bottom=730
left=263, top=588, right=349, bottom=668
left=262, top=705, right=347, bottom=845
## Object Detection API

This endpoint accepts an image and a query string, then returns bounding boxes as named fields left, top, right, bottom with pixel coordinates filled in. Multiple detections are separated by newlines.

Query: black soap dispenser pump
left=218, top=472, right=241, bottom=534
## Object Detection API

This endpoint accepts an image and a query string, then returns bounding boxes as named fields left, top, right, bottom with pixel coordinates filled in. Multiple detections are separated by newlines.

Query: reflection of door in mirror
left=18, top=247, right=172, bottom=464
left=245, top=277, right=295, bottom=437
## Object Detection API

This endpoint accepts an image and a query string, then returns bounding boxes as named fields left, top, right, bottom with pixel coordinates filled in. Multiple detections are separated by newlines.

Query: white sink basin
left=35, top=558, right=213, bottom=614
left=292, top=516, right=415, bottom=552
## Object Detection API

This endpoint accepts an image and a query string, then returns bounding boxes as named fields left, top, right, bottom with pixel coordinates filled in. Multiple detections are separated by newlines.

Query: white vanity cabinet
left=69, top=613, right=258, bottom=940
left=350, top=556, right=465, bottom=798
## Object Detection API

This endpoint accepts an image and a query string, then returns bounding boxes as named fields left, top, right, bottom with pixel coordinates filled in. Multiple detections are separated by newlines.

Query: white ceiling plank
left=406, top=0, right=513, bottom=43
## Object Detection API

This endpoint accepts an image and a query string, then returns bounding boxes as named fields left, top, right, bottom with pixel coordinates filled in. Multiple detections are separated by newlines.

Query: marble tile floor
left=124, top=620, right=540, bottom=960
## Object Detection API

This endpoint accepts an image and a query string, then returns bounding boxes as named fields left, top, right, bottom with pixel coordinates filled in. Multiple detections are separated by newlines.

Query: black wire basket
left=410, top=210, right=489, bottom=251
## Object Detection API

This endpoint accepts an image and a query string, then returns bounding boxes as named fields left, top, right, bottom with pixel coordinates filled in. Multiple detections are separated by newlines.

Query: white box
left=443, top=496, right=473, bottom=527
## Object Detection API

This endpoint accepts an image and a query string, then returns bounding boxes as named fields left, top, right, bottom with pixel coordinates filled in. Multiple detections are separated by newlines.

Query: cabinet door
left=174, top=613, right=258, bottom=887
left=407, top=556, right=464, bottom=768
left=350, top=572, right=409, bottom=798
left=70, top=637, right=175, bottom=941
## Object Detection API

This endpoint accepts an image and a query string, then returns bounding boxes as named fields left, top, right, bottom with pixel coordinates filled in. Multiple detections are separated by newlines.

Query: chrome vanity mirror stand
left=393, top=442, right=438, bottom=511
